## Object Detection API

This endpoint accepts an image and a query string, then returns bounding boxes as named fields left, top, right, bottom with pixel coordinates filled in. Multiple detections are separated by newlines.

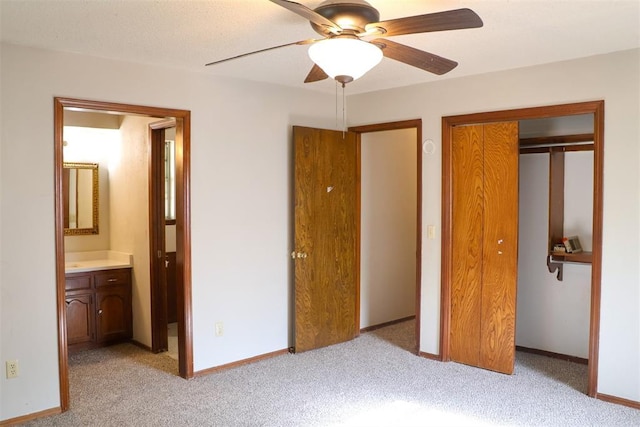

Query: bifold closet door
left=450, top=122, right=519, bottom=375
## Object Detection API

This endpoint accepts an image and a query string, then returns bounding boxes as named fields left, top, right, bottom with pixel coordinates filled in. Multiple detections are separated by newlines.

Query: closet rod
left=519, top=133, right=594, bottom=146
left=520, top=143, right=594, bottom=155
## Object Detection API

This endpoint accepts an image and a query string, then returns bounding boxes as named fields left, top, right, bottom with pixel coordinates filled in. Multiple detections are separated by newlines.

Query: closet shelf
left=547, top=252, right=592, bottom=281
left=549, top=251, right=592, bottom=264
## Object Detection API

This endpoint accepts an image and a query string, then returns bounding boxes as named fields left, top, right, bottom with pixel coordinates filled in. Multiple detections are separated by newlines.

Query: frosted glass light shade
left=308, top=38, right=383, bottom=82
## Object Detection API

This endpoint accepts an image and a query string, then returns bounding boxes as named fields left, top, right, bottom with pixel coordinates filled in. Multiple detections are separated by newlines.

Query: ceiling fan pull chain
left=342, top=82, right=346, bottom=138
left=335, top=80, right=339, bottom=130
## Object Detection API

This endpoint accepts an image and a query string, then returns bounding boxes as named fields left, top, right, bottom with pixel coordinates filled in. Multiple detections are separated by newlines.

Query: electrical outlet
left=6, top=360, right=19, bottom=379
left=215, top=322, right=224, bottom=337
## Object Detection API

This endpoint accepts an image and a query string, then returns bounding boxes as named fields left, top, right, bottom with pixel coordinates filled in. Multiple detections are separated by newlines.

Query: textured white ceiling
left=1, top=0, right=639, bottom=95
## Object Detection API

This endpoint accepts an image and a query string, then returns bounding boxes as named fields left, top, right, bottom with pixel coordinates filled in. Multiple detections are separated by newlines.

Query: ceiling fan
left=205, top=0, right=483, bottom=85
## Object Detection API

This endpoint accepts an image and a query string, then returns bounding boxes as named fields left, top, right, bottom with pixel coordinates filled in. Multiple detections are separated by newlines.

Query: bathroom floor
left=167, top=322, right=178, bottom=360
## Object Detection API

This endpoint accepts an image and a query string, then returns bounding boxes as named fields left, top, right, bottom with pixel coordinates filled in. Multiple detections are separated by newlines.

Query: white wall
left=516, top=152, right=593, bottom=358
left=360, top=129, right=416, bottom=328
left=0, top=43, right=337, bottom=421
left=348, top=48, right=640, bottom=401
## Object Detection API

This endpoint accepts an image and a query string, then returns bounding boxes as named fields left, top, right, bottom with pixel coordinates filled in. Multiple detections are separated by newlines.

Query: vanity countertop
left=65, top=250, right=133, bottom=274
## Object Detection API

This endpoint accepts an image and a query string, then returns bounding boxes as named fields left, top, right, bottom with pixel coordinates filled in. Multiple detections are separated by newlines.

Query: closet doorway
left=440, top=101, right=604, bottom=397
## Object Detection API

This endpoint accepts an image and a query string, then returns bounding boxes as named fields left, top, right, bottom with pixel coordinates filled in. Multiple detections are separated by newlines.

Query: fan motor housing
left=311, top=1, right=380, bottom=35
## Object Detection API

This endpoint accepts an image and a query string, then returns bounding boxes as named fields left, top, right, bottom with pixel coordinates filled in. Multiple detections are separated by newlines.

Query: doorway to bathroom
left=53, top=97, right=193, bottom=412
left=149, top=119, right=180, bottom=359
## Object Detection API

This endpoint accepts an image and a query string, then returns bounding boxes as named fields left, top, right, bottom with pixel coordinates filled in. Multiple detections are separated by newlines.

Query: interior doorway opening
left=291, top=120, right=422, bottom=354
left=441, top=101, right=604, bottom=397
left=350, top=120, right=423, bottom=353
left=516, top=114, right=595, bottom=371
left=54, top=98, right=193, bottom=412
left=149, top=120, right=180, bottom=358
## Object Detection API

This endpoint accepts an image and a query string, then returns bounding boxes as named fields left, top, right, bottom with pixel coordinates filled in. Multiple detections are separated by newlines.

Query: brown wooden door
left=450, top=122, right=519, bottom=374
left=293, top=126, right=359, bottom=353
left=150, top=124, right=169, bottom=352
left=450, top=124, right=484, bottom=367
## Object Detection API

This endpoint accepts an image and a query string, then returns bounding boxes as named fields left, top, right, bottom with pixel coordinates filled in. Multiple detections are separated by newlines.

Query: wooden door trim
left=54, top=98, right=193, bottom=411
left=355, top=134, right=362, bottom=335
left=349, top=119, right=423, bottom=353
left=441, top=101, right=604, bottom=396
left=149, top=119, right=176, bottom=353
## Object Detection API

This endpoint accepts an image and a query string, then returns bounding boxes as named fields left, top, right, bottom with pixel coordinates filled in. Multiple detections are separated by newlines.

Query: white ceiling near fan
left=1, top=0, right=638, bottom=95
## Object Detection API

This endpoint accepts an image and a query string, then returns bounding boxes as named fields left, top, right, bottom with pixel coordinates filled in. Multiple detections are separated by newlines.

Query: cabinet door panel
left=450, top=125, right=484, bottom=366
left=96, top=288, right=132, bottom=343
left=480, top=122, right=519, bottom=374
left=66, top=294, right=94, bottom=345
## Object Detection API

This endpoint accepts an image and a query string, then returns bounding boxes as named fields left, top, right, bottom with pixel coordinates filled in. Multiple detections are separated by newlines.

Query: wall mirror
left=63, top=162, right=99, bottom=235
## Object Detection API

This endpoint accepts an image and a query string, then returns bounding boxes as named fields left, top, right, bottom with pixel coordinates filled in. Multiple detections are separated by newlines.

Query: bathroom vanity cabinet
left=65, top=268, right=132, bottom=352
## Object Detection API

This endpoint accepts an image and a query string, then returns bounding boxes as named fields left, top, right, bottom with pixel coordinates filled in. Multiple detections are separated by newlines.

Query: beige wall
left=108, top=116, right=158, bottom=347
left=360, top=129, right=417, bottom=328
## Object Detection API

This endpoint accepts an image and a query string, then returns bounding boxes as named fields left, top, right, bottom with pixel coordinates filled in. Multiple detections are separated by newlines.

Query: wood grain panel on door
left=294, top=126, right=358, bottom=353
left=480, top=122, right=519, bottom=374
left=450, top=125, right=484, bottom=366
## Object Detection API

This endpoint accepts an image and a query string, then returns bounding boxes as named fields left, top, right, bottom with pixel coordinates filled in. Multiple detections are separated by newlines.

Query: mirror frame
left=63, top=162, right=99, bottom=235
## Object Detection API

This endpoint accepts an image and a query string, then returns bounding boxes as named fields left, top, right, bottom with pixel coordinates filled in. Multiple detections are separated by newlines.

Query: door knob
left=98, top=309, right=103, bottom=315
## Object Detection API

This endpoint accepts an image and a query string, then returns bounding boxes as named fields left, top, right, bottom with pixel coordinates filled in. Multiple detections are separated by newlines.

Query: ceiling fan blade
left=304, top=64, right=329, bottom=83
left=372, top=39, right=457, bottom=75
left=205, top=39, right=316, bottom=66
left=269, top=0, right=341, bottom=34
left=365, top=8, right=482, bottom=37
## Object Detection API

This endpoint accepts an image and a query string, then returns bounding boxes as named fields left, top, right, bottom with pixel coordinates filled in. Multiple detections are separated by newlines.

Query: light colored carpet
left=25, top=320, right=639, bottom=426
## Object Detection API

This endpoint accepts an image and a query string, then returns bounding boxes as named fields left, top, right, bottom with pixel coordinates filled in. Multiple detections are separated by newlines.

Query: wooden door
left=293, top=126, right=359, bottom=353
left=450, top=125, right=484, bottom=367
left=479, top=123, right=519, bottom=372
left=450, top=122, right=518, bottom=374
left=150, top=122, right=171, bottom=352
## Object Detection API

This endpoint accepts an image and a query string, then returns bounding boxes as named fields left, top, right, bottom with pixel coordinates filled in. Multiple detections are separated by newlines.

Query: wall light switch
left=427, top=225, right=436, bottom=240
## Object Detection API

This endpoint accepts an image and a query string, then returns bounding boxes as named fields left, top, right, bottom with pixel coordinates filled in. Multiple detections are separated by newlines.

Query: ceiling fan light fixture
left=308, top=38, right=382, bottom=83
